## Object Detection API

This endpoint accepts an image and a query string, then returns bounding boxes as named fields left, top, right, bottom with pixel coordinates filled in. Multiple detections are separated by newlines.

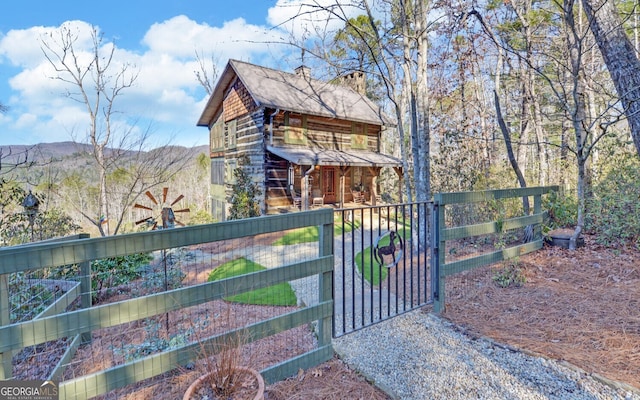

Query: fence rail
left=0, top=209, right=334, bottom=399
left=432, top=186, right=558, bottom=312
left=0, top=186, right=562, bottom=398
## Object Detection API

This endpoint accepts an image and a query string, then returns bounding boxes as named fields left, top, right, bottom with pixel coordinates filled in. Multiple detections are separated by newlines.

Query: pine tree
left=228, top=162, right=261, bottom=220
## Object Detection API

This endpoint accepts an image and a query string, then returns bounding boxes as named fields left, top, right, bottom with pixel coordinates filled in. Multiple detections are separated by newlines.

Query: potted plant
left=183, top=330, right=265, bottom=400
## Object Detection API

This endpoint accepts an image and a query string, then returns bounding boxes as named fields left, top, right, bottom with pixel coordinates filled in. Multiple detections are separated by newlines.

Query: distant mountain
left=0, top=142, right=208, bottom=164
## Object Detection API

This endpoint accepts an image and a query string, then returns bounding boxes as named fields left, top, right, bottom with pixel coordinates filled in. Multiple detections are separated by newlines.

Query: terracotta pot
left=183, top=366, right=265, bottom=400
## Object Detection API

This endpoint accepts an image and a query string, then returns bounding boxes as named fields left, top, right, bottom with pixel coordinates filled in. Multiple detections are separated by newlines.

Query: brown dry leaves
left=443, top=236, right=640, bottom=389
left=265, top=358, right=390, bottom=400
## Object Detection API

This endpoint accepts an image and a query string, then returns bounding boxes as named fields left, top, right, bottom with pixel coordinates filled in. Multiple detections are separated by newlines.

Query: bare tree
left=0, top=146, right=33, bottom=178
left=277, top=1, right=434, bottom=204
left=465, top=10, right=533, bottom=239
left=551, top=0, right=623, bottom=248
left=41, top=24, right=189, bottom=235
left=581, top=0, right=640, bottom=157
left=194, top=50, right=220, bottom=96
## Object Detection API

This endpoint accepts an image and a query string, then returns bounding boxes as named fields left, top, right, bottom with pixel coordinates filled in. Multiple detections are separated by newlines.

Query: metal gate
left=333, top=202, right=434, bottom=337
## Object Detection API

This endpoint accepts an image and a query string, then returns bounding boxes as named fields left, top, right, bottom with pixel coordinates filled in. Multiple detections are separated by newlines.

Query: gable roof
left=197, top=59, right=393, bottom=127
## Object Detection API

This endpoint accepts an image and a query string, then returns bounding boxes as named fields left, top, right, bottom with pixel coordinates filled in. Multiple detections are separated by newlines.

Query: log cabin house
left=197, top=59, right=403, bottom=220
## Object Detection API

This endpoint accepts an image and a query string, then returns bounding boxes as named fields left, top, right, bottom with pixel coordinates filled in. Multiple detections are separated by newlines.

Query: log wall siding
left=223, top=110, right=266, bottom=213
left=210, top=78, right=268, bottom=218
left=263, top=110, right=384, bottom=211
left=211, top=97, right=385, bottom=214
left=270, top=112, right=381, bottom=151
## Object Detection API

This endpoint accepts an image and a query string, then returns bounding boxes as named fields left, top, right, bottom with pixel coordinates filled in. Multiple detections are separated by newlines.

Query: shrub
left=228, top=157, right=261, bottom=220
left=587, top=155, right=640, bottom=247
left=188, top=209, right=216, bottom=225
left=91, top=253, right=152, bottom=302
left=543, top=190, right=577, bottom=229
left=492, top=261, right=526, bottom=288
left=112, top=317, right=198, bottom=362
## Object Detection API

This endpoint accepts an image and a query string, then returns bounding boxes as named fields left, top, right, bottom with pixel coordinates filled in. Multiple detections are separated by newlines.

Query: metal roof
left=267, top=145, right=402, bottom=168
left=197, top=59, right=394, bottom=127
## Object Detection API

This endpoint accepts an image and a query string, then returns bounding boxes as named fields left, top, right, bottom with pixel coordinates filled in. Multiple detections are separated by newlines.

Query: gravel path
left=333, top=310, right=639, bottom=400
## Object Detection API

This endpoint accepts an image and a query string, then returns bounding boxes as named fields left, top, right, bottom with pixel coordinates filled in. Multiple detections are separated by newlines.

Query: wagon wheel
left=133, top=187, right=190, bottom=229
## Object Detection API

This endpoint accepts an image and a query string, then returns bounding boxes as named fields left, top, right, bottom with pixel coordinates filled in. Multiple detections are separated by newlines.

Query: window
left=351, top=122, right=368, bottom=150
left=227, top=119, right=237, bottom=149
left=211, top=158, right=225, bottom=185
left=210, top=118, right=224, bottom=152
left=226, top=159, right=237, bottom=184
left=285, top=112, right=307, bottom=144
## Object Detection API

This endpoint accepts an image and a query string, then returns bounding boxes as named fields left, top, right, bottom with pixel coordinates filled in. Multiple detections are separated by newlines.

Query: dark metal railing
left=333, top=202, right=434, bottom=337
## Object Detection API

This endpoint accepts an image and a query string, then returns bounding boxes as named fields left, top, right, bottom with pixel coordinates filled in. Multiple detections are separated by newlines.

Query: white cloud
left=0, top=13, right=294, bottom=146
left=143, top=15, right=282, bottom=61
left=0, top=21, right=99, bottom=68
left=13, top=112, right=37, bottom=129
left=0, top=26, right=50, bottom=67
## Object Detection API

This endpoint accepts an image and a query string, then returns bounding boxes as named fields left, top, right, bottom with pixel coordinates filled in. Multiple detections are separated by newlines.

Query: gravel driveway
left=333, top=310, right=638, bottom=400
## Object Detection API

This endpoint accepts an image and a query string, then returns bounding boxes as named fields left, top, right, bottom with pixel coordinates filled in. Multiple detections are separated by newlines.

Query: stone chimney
left=340, top=71, right=366, bottom=95
left=294, top=65, right=311, bottom=79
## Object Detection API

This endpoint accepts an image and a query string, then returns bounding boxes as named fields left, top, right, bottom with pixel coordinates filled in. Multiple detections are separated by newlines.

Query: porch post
left=339, top=167, right=349, bottom=209
left=301, top=175, right=309, bottom=211
left=368, top=167, right=379, bottom=206
left=301, top=164, right=316, bottom=210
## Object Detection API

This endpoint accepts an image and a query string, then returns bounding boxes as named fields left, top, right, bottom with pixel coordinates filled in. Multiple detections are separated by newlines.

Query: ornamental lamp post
left=21, top=190, right=40, bottom=241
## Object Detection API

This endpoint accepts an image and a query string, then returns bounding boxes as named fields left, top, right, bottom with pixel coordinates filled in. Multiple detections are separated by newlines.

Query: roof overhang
left=196, top=62, right=237, bottom=127
left=267, top=146, right=402, bottom=168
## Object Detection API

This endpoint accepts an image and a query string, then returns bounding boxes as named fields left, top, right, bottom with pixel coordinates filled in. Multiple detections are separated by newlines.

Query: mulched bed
left=442, top=235, right=640, bottom=390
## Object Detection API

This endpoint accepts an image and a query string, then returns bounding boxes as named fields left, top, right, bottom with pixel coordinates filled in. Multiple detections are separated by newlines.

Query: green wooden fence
left=432, top=186, right=558, bottom=313
left=0, top=209, right=334, bottom=399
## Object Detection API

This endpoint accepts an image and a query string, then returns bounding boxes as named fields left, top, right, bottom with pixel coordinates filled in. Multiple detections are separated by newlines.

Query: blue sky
left=0, top=1, right=356, bottom=148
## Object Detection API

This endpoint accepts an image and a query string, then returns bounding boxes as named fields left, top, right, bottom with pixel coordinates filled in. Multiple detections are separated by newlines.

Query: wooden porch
left=266, top=146, right=403, bottom=214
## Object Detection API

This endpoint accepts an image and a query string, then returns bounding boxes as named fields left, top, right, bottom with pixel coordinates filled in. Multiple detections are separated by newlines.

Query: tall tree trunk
left=565, top=0, right=589, bottom=249
left=468, top=8, right=531, bottom=226
left=399, top=0, right=419, bottom=204
left=581, top=0, right=640, bottom=157
left=493, top=40, right=531, bottom=218
left=96, top=145, right=109, bottom=236
left=415, top=0, right=431, bottom=203
left=572, top=85, right=589, bottom=249
left=359, top=1, right=412, bottom=204
left=531, top=82, right=549, bottom=186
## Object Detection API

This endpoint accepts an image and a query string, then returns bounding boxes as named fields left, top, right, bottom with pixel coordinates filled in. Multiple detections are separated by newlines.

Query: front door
left=322, top=167, right=336, bottom=203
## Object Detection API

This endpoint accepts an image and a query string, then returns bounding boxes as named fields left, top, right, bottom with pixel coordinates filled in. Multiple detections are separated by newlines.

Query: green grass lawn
left=207, top=258, right=297, bottom=306
left=356, top=228, right=410, bottom=286
left=272, top=215, right=361, bottom=245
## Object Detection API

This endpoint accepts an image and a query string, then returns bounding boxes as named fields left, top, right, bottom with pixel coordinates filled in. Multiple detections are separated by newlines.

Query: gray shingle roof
left=197, top=59, right=393, bottom=127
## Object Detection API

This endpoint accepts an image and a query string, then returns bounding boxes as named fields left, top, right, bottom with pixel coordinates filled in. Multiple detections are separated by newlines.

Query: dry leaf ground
left=442, top=235, right=640, bottom=390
